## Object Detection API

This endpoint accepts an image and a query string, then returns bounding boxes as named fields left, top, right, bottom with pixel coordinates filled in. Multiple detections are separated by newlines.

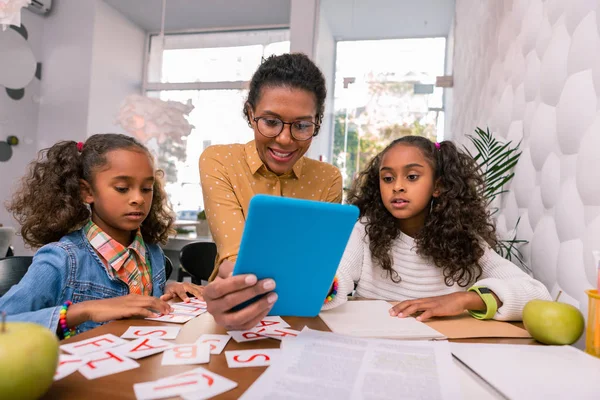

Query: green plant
left=465, top=127, right=529, bottom=272
left=197, top=210, right=206, bottom=220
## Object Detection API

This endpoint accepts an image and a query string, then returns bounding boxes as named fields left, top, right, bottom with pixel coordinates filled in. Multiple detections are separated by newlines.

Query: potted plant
left=465, top=127, right=529, bottom=272
left=196, top=210, right=210, bottom=237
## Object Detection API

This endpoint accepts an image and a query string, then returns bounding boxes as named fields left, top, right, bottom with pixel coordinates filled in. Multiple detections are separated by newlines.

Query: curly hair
left=348, top=136, right=497, bottom=287
left=8, top=133, right=174, bottom=248
left=243, top=53, right=327, bottom=130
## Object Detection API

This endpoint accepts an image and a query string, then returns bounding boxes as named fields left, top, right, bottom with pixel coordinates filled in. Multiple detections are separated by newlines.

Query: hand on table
left=69, top=294, right=173, bottom=326
left=160, top=281, right=204, bottom=303
left=389, top=292, right=481, bottom=322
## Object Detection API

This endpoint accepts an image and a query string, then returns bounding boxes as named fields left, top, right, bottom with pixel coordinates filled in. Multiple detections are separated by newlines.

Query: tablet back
left=233, top=195, right=359, bottom=317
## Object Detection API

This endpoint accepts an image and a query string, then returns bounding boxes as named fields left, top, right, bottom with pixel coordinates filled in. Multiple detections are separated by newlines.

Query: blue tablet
left=232, top=195, right=359, bottom=317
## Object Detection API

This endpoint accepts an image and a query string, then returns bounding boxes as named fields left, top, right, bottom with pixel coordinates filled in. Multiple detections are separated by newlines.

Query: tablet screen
left=232, top=195, right=359, bottom=317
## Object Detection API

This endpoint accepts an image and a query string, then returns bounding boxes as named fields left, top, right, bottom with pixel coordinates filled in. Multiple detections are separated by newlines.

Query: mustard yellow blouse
left=199, top=141, right=343, bottom=279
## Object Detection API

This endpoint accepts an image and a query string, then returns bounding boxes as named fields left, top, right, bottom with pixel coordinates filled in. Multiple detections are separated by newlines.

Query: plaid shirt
left=83, top=221, right=153, bottom=295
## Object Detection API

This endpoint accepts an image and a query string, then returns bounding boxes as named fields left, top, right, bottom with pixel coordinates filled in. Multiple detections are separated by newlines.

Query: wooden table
left=45, top=314, right=535, bottom=400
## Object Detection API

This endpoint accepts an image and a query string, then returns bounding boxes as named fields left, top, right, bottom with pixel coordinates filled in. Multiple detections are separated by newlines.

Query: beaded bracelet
left=59, top=301, right=76, bottom=339
left=324, top=276, right=339, bottom=304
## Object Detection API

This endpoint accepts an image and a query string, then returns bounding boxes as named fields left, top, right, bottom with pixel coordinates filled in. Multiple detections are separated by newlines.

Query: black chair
left=179, top=242, right=217, bottom=284
left=0, top=256, right=33, bottom=296
left=164, top=256, right=174, bottom=281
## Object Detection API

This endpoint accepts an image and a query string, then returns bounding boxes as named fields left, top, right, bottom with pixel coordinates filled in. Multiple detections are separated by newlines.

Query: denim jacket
left=0, top=228, right=167, bottom=334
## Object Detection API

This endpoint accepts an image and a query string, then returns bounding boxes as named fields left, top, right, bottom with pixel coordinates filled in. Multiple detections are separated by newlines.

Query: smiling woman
left=199, top=53, right=343, bottom=330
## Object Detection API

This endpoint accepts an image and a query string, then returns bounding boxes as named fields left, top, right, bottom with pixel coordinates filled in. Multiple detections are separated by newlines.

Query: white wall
left=36, top=0, right=96, bottom=149
left=1, top=0, right=145, bottom=254
left=87, top=0, right=145, bottom=135
left=451, top=0, right=598, bottom=319
left=0, top=11, right=45, bottom=256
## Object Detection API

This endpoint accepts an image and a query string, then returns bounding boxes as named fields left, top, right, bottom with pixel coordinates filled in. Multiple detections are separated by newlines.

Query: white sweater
left=323, top=221, right=551, bottom=321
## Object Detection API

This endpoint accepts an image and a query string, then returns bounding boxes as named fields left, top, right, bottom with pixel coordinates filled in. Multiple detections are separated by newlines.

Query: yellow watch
left=467, top=286, right=497, bottom=320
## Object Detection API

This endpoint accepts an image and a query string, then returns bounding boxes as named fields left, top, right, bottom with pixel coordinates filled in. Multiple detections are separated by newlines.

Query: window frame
left=142, top=25, right=290, bottom=93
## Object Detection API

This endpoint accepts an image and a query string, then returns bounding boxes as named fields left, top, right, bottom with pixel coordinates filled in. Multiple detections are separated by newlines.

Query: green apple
left=523, top=299, right=585, bottom=345
left=0, top=318, right=59, bottom=399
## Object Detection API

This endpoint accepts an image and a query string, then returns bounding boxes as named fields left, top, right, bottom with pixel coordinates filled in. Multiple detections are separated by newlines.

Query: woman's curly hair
left=348, top=136, right=497, bottom=287
left=8, top=133, right=175, bottom=248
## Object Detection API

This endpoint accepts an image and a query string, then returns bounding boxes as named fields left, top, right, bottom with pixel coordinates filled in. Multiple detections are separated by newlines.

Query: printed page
left=319, top=300, right=446, bottom=340
left=240, top=328, right=461, bottom=400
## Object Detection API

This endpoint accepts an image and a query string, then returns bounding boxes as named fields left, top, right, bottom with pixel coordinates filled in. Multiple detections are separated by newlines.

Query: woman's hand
left=389, top=292, right=485, bottom=322
left=161, top=281, right=204, bottom=302
left=203, top=260, right=278, bottom=331
left=69, top=294, right=173, bottom=326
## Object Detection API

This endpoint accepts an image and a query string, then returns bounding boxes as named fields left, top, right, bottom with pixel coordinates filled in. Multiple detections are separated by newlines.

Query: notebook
left=451, top=343, right=600, bottom=399
left=232, top=195, right=359, bottom=317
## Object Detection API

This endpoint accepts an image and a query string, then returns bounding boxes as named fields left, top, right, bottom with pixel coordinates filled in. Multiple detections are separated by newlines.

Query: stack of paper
left=319, top=300, right=446, bottom=340
left=240, top=328, right=462, bottom=399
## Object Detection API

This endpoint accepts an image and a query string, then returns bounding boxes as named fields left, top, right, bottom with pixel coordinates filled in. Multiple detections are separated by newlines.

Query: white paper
left=451, top=343, right=600, bottom=400
left=121, top=326, right=181, bottom=340
left=251, top=316, right=290, bottom=331
left=256, top=327, right=301, bottom=340
left=172, top=301, right=207, bottom=310
left=145, top=313, right=194, bottom=324
left=78, top=350, right=140, bottom=380
left=196, top=334, right=231, bottom=355
left=54, top=354, right=87, bottom=381
left=171, top=303, right=207, bottom=316
left=60, top=333, right=127, bottom=355
left=163, top=368, right=238, bottom=400
left=319, top=300, right=446, bottom=339
left=224, top=349, right=280, bottom=368
left=161, top=344, right=211, bottom=366
left=113, top=337, right=174, bottom=359
left=134, top=374, right=205, bottom=400
left=241, top=328, right=462, bottom=400
left=184, top=298, right=208, bottom=307
left=227, top=329, right=267, bottom=343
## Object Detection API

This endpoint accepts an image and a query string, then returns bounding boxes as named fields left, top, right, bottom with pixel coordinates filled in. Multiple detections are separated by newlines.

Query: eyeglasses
left=253, top=116, right=319, bottom=141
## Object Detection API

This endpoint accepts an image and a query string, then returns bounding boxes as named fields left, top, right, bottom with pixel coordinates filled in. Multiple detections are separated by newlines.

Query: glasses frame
left=252, top=116, right=320, bottom=141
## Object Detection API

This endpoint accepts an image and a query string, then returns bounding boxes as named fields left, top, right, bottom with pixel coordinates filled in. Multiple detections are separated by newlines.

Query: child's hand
left=74, top=294, right=173, bottom=324
left=389, top=292, right=476, bottom=321
left=160, top=281, right=204, bottom=303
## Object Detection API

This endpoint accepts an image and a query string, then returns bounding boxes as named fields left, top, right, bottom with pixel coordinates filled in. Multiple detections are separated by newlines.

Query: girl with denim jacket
left=0, top=134, right=203, bottom=337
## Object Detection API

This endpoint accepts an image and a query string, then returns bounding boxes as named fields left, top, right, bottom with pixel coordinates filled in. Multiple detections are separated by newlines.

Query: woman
left=200, top=53, right=342, bottom=330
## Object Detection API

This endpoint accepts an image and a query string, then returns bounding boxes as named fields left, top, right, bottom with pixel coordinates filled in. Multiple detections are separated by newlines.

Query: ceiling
left=103, top=0, right=291, bottom=32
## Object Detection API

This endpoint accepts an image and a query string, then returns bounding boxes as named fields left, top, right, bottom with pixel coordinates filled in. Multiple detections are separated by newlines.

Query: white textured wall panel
left=576, top=118, right=600, bottom=206
left=529, top=103, right=557, bottom=169
left=512, top=148, right=537, bottom=208
left=555, top=179, right=586, bottom=242
left=567, top=12, right=598, bottom=74
left=453, top=0, right=599, bottom=316
left=539, top=22, right=570, bottom=107
left=531, top=216, right=560, bottom=288
left=540, top=153, right=560, bottom=209
left=556, top=71, right=597, bottom=155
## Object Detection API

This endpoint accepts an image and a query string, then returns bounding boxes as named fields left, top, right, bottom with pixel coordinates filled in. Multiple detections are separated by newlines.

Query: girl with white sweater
left=322, top=136, right=550, bottom=321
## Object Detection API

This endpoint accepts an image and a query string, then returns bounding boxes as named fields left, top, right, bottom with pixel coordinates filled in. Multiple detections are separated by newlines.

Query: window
left=331, top=38, right=447, bottom=188
left=145, top=29, right=290, bottom=213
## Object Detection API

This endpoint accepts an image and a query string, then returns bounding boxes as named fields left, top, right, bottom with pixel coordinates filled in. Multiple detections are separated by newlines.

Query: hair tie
left=434, top=142, right=441, bottom=150
left=76, top=142, right=84, bottom=152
